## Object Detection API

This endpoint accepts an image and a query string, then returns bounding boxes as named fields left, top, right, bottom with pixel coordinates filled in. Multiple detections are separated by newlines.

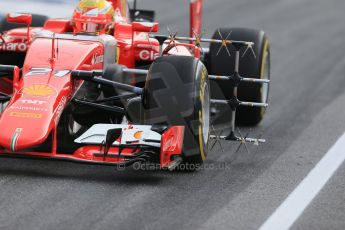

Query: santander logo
left=0, top=42, right=28, bottom=52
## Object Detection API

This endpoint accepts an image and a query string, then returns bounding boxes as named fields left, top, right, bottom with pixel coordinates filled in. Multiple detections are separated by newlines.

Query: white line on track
left=259, top=132, right=345, bottom=230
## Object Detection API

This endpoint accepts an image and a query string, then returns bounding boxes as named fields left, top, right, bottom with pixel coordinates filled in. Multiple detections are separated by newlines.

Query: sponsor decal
left=54, top=70, right=71, bottom=78
left=21, top=85, right=56, bottom=97
left=54, top=96, right=67, bottom=125
left=136, top=44, right=155, bottom=49
left=25, top=68, right=52, bottom=77
left=12, top=100, right=49, bottom=112
left=91, top=53, right=104, bottom=65
left=134, top=131, right=143, bottom=140
left=198, top=67, right=208, bottom=161
left=25, top=68, right=70, bottom=78
left=10, top=106, right=48, bottom=112
left=19, top=99, right=47, bottom=105
left=10, top=112, right=42, bottom=119
left=10, top=128, right=23, bottom=152
left=139, top=50, right=159, bottom=61
left=0, top=42, right=28, bottom=52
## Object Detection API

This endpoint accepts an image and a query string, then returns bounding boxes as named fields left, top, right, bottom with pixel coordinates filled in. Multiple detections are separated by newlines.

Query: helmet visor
left=81, top=22, right=105, bottom=33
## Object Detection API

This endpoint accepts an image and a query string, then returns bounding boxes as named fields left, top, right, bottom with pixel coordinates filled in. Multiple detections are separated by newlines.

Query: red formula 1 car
left=0, top=0, right=270, bottom=170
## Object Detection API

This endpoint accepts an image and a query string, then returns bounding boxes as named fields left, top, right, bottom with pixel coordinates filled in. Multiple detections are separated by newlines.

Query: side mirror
left=130, top=9, right=155, bottom=22
left=132, top=22, right=159, bottom=33
left=6, top=13, right=32, bottom=25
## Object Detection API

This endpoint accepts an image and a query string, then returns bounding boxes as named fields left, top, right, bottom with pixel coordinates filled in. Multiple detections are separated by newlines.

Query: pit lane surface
left=1, top=0, right=345, bottom=229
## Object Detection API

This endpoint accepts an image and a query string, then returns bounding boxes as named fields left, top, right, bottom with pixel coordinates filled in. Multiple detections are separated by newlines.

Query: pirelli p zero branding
left=198, top=67, right=209, bottom=161
left=9, top=112, right=42, bottom=119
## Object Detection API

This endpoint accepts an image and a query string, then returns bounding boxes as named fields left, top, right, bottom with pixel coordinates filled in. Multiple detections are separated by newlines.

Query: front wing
left=0, top=124, right=185, bottom=170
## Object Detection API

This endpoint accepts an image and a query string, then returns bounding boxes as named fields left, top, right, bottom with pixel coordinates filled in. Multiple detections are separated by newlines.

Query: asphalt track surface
left=1, top=0, right=345, bottom=229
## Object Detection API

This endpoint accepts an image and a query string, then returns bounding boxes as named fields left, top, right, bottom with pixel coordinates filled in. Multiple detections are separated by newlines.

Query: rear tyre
left=143, top=56, right=210, bottom=167
left=0, top=14, right=49, bottom=67
left=208, top=28, right=270, bottom=126
left=101, top=64, right=132, bottom=123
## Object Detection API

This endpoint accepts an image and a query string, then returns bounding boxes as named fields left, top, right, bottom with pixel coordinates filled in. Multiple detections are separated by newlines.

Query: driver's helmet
left=73, top=0, right=115, bottom=34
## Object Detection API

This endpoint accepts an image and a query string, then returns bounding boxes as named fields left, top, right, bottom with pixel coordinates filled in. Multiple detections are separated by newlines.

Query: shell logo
left=134, top=131, right=143, bottom=140
left=22, top=85, right=56, bottom=97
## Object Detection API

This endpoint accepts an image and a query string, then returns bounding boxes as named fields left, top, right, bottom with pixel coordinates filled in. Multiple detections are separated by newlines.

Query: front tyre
left=143, top=56, right=210, bottom=166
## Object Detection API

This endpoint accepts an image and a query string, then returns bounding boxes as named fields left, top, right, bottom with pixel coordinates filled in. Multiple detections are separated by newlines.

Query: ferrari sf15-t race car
left=0, top=0, right=270, bottom=170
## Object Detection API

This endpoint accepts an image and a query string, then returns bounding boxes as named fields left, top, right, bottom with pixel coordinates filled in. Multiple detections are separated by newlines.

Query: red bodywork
left=190, top=0, right=203, bottom=37
left=0, top=0, right=203, bottom=167
left=0, top=36, right=104, bottom=151
left=160, top=126, right=185, bottom=168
